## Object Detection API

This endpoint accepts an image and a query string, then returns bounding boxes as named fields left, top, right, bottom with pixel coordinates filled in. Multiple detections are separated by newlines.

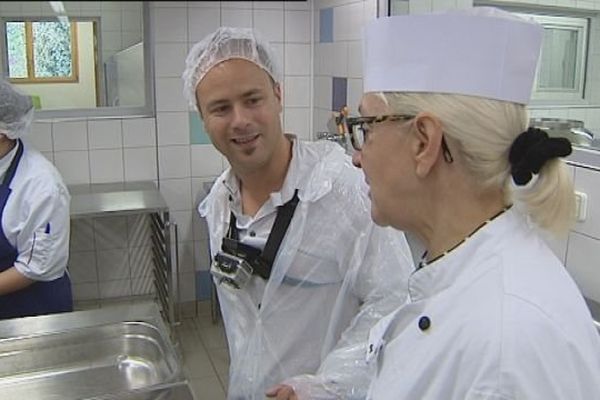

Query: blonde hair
left=378, top=92, right=575, bottom=235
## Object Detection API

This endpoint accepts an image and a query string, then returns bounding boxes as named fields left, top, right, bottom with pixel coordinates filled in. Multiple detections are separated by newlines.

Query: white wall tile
left=284, top=107, right=311, bottom=141
left=68, top=251, right=98, bottom=284
left=94, top=216, right=128, bottom=250
left=124, top=147, right=157, bottom=182
left=178, top=241, right=196, bottom=274
left=540, top=230, right=569, bottom=264
left=566, top=232, right=600, bottom=303
left=313, top=108, right=334, bottom=138
left=347, top=40, right=363, bottom=78
left=334, top=2, right=364, bottom=41
left=285, top=10, right=311, bottom=42
left=191, top=144, right=225, bottom=177
left=158, top=145, right=191, bottom=178
left=331, top=42, right=348, bottom=77
left=97, top=249, right=130, bottom=281
left=54, top=151, right=90, bottom=185
left=285, top=0, right=311, bottom=10
left=172, top=210, right=194, bottom=243
left=160, top=178, right=193, bottom=211
left=129, top=246, right=153, bottom=278
left=28, top=122, right=53, bottom=152
left=284, top=76, right=311, bottom=107
left=347, top=78, right=364, bottom=114
left=53, top=121, right=88, bottom=151
left=254, top=1, right=284, bottom=9
left=187, top=1, right=220, bottom=7
left=270, top=43, right=285, bottom=79
left=222, top=8, right=253, bottom=28
left=193, top=238, right=211, bottom=271
left=253, top=9, right=284, bottom=42
left=284, top=43, right=311, bottom=75
left=155, top=77, right=189, bottom=112
left=157, top=112, right=190, bottom=146
left=70, top=219, right=95, bottom=252
left=314, top=76, right=333, bottom=110
left=101, top=11, right=122, bottom=31
left=188, top=7, right=221, bottom=43
left=222, top=1, right=253, bottom=8
left=179, top=272, right=196, bottom=302
left=153, top=8, right=188, bottom=43
left=314, top=43, right=334, bottom=76
left=155, top=43, right=188, bottom=78
left=123, top=118, right=156, bottom=148
left=72, top=283, right=100, bottom=301
left=99, top=279, right=132, bottom=298
left=90, top=149, right=124, bottom=183
left=88, top=120, right=123, bottom=150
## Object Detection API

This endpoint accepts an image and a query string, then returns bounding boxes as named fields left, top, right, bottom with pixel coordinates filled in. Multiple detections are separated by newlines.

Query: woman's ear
left=412, top=113, right=445, bottom=178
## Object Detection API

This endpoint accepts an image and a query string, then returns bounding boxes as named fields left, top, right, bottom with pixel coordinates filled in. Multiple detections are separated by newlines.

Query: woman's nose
left=352, top=150, right=362, bottom=169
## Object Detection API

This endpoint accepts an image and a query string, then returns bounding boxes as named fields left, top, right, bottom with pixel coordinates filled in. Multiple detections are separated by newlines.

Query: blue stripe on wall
left=196, top=270, right=213, bottom=300
left=320, top=8, right=333, bottom=43
left=189, top=112, right=212, bottom=145
left=332, top=77, right=348, bottom=111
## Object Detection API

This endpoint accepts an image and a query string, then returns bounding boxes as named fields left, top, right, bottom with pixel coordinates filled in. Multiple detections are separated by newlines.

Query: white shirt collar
left=222, top=134, right=304, bottom=221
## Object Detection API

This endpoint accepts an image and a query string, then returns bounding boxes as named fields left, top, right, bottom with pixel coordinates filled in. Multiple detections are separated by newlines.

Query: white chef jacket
left=366, top=207, right=600, bottom=400
left=199, top=136, right=415, bottom=399
left=0, top=139, right=71, bottom=281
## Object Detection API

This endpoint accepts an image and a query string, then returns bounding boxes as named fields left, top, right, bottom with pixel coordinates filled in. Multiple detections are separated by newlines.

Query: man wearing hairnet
left=0, top=79, right=72, bottom=319
left=182, top=27, right=414, bottom=400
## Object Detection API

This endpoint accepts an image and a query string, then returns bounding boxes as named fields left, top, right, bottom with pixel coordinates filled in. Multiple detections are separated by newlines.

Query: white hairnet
left=182, top=26, right=280, bottom=112
left=0, top=79, right=34, bottom=139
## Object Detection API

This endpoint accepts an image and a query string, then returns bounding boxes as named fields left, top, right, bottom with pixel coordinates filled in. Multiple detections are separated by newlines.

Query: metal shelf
left=68, top=181, right=180, bottom=332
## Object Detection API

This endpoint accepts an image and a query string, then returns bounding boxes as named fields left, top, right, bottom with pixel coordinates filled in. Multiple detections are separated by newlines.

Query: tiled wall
left=0, top=1, right=143, bottom=68
left=10, top=1, right=313, bottom=304
left=5, top=0, right=600, bottom=305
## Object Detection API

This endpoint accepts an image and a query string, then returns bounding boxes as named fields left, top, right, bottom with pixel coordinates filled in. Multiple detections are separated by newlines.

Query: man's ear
left=412, top=113, right=446, bottom=178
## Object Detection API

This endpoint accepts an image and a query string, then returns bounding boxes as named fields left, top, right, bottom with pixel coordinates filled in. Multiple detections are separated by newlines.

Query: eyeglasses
left=345, top=114, right=454, bottom=163
left=345, top=114, right=415, bottom=151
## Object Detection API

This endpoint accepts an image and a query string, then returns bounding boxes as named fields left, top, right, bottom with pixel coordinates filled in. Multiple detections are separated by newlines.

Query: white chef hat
left=362, top=7, right=543, bottom=105
left=182, top=26, right=280, bottom=112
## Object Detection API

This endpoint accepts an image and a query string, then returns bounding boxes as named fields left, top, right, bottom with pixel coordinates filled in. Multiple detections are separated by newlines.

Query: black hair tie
left=509, top=127, right=572, bottom=186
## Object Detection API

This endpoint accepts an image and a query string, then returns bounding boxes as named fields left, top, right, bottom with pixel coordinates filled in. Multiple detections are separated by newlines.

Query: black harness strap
left=223, top=189, right=300, bottom=280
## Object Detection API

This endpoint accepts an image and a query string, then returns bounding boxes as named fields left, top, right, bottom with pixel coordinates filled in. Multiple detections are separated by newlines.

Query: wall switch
left=575, top=191, right=588, bottom=222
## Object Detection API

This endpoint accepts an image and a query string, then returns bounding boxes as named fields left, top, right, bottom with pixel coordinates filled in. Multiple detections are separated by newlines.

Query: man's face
left=196, top=59, right=283, bottom=174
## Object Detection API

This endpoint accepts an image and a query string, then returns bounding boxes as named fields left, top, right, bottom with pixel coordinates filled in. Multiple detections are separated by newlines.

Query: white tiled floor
left=175, top=301, right=229, bottom=400
left=75, top=298, right=230, bottom=400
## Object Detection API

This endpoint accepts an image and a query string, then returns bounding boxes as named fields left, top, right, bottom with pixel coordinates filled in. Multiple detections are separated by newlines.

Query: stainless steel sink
left=0, top=302, right=190, bottom=400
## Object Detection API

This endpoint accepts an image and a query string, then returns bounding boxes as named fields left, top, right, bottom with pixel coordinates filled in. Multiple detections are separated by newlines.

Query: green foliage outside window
left=5, top=20, right=76, bottom=81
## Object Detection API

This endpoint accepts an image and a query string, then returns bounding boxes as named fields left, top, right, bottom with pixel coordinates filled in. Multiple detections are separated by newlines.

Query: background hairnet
left=0, top=79, right=34, bottom=139
left=182, top=26, right=280, bottom=113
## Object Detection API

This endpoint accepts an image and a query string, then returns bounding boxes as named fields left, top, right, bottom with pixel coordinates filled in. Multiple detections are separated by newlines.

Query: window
left=514, top=13, right=589, bottom=104
left=6, top=19, right=78, bottom=83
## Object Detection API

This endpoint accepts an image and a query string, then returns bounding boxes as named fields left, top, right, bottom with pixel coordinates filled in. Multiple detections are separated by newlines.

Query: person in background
left=182, top=27, right=414, bottom=400
left=350, top=7, right=600, bottom=399
left=0, top=79, right=72, bottom=319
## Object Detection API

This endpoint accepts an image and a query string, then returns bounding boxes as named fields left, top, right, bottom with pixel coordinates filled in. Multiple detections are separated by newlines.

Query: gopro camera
left=210, top=251, right=254, bottom=289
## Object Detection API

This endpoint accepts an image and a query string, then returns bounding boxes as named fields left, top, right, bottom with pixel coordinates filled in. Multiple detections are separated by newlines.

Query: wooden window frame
left=6, top=20, right=79, bottom=84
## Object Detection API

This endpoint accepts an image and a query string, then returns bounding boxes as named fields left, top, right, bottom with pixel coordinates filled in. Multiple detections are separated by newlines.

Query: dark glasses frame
left=345, top=114, right=453, bottom=163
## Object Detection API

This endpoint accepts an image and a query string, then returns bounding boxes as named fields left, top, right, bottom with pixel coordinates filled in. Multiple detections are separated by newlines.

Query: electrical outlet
left=575, top=191, right=588, bottom=222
